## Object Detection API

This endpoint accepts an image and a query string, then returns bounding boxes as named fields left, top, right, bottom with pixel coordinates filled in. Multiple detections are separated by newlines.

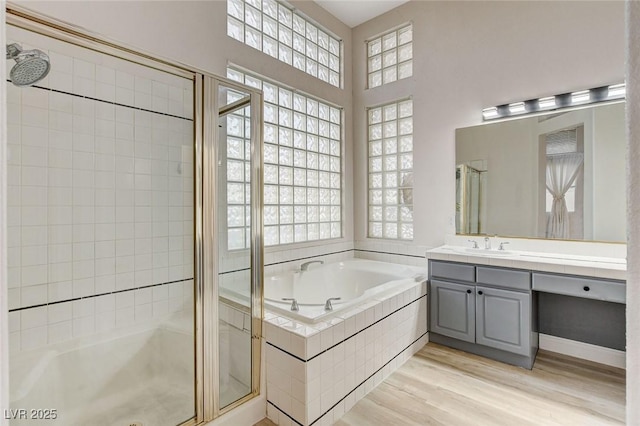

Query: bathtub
left=9, top=320, right=195, bottom=426
left=264, top=259, right=426, bottom=322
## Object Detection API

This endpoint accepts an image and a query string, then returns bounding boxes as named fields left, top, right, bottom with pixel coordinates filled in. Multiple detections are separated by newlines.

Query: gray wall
left=352, top=1, right=625, bottom=250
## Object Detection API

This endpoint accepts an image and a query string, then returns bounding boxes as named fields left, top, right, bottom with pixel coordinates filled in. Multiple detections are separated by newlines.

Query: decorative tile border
left=8, top=278, right=193, bottom=353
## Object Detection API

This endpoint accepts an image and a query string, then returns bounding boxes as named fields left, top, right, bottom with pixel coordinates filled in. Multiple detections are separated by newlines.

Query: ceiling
left=314, top=0, right=411, bottom=28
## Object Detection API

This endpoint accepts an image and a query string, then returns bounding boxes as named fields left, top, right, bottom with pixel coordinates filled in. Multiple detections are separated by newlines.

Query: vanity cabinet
left=430, top=280, right=475, bottom=343
left=532, top=272, right=625, bottom=303
left=475, top=285, right=531, bottom=356
left=429, top=260, right=537, bottom=369
left=533, top=272, right=626, bottom=351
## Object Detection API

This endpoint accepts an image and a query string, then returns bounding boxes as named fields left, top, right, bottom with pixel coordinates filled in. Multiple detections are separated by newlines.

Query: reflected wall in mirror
left=456, top=101, right=625, bottom=243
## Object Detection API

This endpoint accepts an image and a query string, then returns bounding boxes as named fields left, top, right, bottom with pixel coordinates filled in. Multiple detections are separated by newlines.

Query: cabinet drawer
left=430, top=261, right=475, bottom=283
left=477, top=267, right=530, bottom=291
left=532, top=273, right=625, bottom=304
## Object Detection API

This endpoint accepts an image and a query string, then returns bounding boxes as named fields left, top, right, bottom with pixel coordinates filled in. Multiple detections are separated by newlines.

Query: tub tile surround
left=354, top=239, right=429, bottom=267
left=263, top=240, right=355, bottom=276
left=428, top=235, right=627, bottom=280
left=264, top=281, right=428, bottom=425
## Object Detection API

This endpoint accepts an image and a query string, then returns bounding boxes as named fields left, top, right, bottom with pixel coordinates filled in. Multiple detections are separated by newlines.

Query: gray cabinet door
left=475, top=286, right=530, bottom=356
left=430, top=280, right=475, bottom=343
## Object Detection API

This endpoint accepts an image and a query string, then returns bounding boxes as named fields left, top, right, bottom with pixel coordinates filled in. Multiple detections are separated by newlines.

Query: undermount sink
left=451, top=247, right=518, bottom=257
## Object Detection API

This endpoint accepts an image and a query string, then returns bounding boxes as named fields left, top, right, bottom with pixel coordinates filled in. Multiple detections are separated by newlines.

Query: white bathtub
left=9, top=320, right=195, bottom=426
left=264, top=259, right=426, bottom=322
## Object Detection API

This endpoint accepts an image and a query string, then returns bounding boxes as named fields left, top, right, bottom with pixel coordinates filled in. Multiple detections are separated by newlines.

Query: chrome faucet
left=484, top=236, right=491, bottom=250
left=498, top=242, right=510, bottom=251
left=324, top=297, right=341, bottom=311
left=300, top=260, right=324, bottom=271
left=282, top=298, right=299, bottom=311
left=468, top=239, right=479, bottom=249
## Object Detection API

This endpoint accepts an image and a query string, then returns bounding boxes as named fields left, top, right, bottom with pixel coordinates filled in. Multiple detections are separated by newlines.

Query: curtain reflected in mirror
left=543, top=128, right=584, bottom=239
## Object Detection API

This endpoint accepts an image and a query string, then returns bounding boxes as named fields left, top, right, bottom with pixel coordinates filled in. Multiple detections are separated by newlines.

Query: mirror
left=455, top=101, right=626, bottom=242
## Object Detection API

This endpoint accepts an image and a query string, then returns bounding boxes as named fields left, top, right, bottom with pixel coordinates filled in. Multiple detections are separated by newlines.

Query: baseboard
left=539, top=334, right=626, bottom=369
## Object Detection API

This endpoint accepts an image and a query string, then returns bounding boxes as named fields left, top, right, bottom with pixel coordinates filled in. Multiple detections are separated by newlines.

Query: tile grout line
left=10, top=249, right=420, bottom=312
left=266, top=400, right=304, bottom=426
left=354, top=248, right=425, bottom=259
left=8, top=277, right=194, bottom=312
left=7, top=79, right=194, bottom=122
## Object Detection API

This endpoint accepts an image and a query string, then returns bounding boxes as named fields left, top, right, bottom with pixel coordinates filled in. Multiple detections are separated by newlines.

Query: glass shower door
left=211, top=80, right=263, bottom=411
left=5, top=22, right=197, bottom=426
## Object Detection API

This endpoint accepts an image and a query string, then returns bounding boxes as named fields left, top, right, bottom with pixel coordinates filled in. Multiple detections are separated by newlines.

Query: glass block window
left=367, top=24, right=413, bottom=89
left=368, top=99, right=413, bottom=240
left=228, top=67, right=342, bottom=247
left=223, top=87, right=253, bottom=251
left=227, top=0, right=342, bottom=87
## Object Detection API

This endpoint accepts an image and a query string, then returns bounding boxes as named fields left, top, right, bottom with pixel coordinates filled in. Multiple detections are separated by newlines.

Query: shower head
left=6, top=43, right=51, bottom=87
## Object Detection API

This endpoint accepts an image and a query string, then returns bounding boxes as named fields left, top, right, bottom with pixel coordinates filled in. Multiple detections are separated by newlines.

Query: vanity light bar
left=508, top=102, right=526, bottom=115
left=482, top=107, right=499, bottom=120
left=481, top=82, right=626, bottom=121
left=538, top=96, right=556, bottom=110
left=571, top=90, right=590, bottom=105
left=608, top=83, right=626, bottom=98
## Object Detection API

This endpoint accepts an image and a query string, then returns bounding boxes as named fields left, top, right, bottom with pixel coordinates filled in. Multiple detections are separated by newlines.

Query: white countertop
left=426, top=245, right=626, bottom=280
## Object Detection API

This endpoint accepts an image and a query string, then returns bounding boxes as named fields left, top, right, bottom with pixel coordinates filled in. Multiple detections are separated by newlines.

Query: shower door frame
left=4, top=4, right=264, bottom=425
left=202, top=76, right=264, bottom=418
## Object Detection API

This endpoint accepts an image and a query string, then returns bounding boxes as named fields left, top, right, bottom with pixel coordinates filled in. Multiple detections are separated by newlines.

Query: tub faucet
left=484, top=236, right=491, bottom=250
left=282, top=298, right=299, bottom=311
left=300, top=260, right=324, bottom=271
left=324, top=297, right=341, bottom=311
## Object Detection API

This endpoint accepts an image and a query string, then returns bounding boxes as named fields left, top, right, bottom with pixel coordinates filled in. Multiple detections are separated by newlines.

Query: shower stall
left=5, top=6, right=263, bottom=425
left=455, top=164, right=485, bottom=235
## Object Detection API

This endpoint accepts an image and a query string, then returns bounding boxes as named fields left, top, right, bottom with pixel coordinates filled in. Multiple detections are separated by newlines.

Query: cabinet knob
left=466, top=289, right=472, bottom=294
left=478, top=290, right=483, bottom=295
left=583, top=286, right=590, bottom=292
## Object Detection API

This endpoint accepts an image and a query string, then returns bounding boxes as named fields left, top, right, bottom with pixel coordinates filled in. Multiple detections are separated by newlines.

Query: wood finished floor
left=255, top=342, right=625, bottom=426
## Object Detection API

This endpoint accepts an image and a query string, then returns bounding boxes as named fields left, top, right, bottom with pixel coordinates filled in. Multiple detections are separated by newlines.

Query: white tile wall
left=8, top=280, right=193, bottom=353
left=264, top=281, right=428, bottom=425
left=7, top=28, right=195, bottom=354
